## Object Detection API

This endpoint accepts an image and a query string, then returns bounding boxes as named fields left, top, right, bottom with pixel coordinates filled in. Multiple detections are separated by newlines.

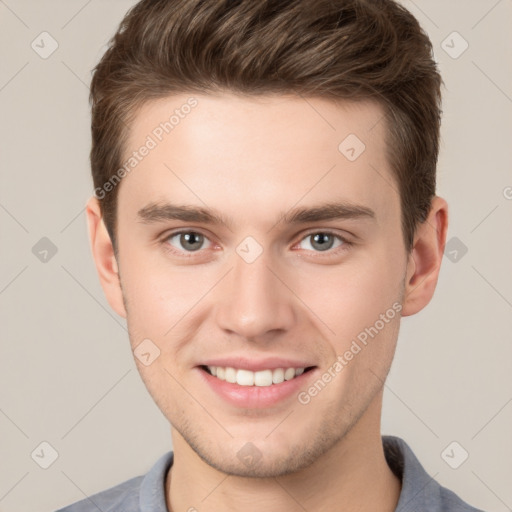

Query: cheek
left=292, top=247, right=404, bottom=342
left=120, top=253, right=216, bottom=339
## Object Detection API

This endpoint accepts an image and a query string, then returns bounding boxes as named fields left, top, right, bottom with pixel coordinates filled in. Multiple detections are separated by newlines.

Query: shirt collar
left=139, top=450, right=174, bottom=512
left=383, top=434, right=446, bottom=512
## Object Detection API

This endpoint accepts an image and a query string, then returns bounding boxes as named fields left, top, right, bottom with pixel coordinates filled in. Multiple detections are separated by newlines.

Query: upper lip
left=199, top=357, right=316, bottom=372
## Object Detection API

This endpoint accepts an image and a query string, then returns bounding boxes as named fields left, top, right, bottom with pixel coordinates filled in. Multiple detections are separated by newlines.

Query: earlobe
left=86, top=196, right=127, bottom=318
left=401, top=196, right=449, bottom=317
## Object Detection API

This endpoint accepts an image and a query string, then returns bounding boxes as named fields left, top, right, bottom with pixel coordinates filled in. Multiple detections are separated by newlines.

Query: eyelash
left=161, top=229, right=352, bottom=259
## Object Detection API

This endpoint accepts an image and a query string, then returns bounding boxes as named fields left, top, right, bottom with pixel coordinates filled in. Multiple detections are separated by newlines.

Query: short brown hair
left=90, top=0, right=443, bottom=251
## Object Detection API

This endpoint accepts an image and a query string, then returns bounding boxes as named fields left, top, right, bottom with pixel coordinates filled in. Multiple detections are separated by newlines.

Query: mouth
left=200, top=365, right=316, bottom=387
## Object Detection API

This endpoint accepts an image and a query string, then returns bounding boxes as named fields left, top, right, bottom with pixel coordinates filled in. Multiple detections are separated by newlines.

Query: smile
left=203, top=365, right=313, bottom=387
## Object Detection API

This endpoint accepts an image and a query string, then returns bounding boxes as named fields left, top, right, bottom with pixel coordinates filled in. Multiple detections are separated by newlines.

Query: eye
left=165, top=231, right=213, bottom=253
left=297, top=231, right=346, bottom=252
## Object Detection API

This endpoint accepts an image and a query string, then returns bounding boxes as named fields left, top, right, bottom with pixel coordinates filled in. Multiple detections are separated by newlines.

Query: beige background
left=1, top=1, right=511, bottom=511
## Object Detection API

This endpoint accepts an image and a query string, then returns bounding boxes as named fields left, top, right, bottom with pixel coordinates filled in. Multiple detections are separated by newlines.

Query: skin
left=87, top=93, right=448, bottom=512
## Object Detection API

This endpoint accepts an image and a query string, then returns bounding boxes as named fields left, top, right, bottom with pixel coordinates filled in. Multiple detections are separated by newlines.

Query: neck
left=165, top=397, right=401, bottom=512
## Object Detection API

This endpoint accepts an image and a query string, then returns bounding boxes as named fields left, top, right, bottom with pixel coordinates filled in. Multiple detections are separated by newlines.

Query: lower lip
left=197, top=367, right=316, bottom=409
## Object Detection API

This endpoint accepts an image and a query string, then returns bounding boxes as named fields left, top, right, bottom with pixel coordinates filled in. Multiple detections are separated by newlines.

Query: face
left=97, top=93, right=414, bottom=477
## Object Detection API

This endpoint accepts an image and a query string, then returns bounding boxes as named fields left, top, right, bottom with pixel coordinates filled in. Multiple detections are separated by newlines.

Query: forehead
left=118, top=93, right=396, bottom=230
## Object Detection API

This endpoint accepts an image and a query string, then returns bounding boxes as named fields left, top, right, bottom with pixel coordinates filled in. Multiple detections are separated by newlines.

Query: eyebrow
left=137, top=201, right=375, bottom=229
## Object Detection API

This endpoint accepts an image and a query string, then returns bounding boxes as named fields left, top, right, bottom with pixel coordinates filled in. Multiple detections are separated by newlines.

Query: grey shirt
left=56, top=435, right=485, bottom=511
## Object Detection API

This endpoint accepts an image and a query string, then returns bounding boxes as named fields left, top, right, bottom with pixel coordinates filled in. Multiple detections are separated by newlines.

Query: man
left=58, top=0, right=485, bottom=510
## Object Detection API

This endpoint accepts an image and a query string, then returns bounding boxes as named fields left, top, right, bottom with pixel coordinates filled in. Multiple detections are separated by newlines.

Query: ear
left=401, top=196, right=449, bottom=317
left=85, top=196, right=127, bottom=318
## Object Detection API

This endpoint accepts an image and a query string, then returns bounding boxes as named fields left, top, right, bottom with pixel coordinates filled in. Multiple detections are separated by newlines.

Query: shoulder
left=55, top=451, right=174, bottom=512
left=55, top=476, right=143, bottom=511
left=436, top=488, right=487, bottom=512
left=383, top=435, right=487, bottom=512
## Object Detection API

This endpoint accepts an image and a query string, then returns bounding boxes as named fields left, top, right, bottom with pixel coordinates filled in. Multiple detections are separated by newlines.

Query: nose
left=214, top=250, right=296, bottom=341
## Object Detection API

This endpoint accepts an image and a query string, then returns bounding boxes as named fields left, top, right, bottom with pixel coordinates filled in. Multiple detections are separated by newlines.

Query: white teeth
left=254, top=369, right=273, bottom=387
left=206, top=365, right=307, bottom=387
left=272, top=368, right=284, bottom=384
left=225, top=367, right=237, bottom=383
left=284, top=367, right=296, bottom=380
left=236, top=369, right=254, bottom=386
